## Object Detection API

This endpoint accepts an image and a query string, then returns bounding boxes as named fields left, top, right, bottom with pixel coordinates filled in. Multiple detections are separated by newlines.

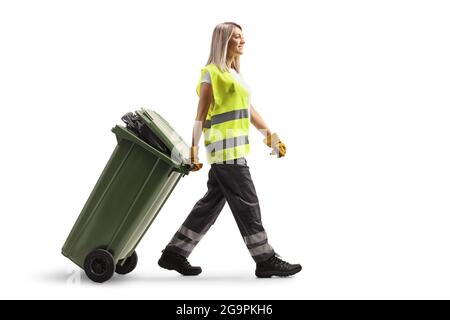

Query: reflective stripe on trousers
left=165, top=158, right=275, bottom=263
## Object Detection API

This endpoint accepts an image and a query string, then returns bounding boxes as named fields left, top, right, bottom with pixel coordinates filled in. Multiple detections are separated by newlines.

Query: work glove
left=263, top=133, right=286, bottom=158
left=189, top=146, right=203, bottom=171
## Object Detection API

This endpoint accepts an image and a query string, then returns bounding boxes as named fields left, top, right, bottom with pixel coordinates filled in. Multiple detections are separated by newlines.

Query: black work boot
left=158, top=250, right=202, bottom=276
left=255, top=254, right=302, bottom=278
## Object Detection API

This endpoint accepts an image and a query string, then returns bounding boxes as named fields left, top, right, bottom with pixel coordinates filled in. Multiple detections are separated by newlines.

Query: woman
left=158, top=22, right=301, bottom=278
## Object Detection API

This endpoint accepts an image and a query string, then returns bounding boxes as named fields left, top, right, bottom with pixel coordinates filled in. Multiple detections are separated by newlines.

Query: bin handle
left=112, top=125, right=192, bottom=175
left=143, top=109, right=153, bottom=121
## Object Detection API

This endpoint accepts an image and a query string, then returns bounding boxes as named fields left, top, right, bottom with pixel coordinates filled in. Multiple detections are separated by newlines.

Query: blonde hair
left=206, top=22, right=242, bottom=73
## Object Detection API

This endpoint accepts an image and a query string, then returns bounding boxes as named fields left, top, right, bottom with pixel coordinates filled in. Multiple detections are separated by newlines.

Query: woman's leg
left=164, top=167, right=226, bottom=257
left=210, top=160, right=275, bottom=263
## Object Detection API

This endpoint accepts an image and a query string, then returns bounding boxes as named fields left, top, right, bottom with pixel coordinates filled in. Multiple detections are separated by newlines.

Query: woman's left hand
left=263, top=133, right=286, bottom=158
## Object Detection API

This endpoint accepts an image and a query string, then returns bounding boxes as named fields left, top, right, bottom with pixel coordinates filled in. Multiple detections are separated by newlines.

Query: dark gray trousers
left=164, top=158, right=275, bottom=263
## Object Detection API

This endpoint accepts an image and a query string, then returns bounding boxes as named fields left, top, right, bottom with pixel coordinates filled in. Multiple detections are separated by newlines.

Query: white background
left=1, top=0, right=449, bottom=300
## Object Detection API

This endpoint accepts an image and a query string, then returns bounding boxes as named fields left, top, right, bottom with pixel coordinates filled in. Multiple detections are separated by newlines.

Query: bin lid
left=136, top=108, right=190, bottom=165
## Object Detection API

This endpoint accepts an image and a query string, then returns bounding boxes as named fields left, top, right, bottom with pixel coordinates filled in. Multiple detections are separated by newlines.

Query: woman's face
left=227, top=27, right=245, bottom=57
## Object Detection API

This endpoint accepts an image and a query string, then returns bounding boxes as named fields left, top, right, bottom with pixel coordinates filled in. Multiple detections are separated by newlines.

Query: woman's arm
left=250, top=104, right=286, bottom=158
left=250, top=104, right=272, bottom=138
left=192, top=83, right=213, bottom=147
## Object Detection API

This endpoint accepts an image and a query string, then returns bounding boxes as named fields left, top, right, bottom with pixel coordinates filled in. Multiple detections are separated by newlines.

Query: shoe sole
left=158, top=259, right=201, bottom=276
left=255, top=266, right=302, bottom=278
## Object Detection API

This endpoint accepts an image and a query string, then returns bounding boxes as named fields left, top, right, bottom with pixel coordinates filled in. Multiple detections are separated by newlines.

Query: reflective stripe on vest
left=203, top=108, right=249, bottom=129
left=205, top=135, right=249, bottom=153
left=196, top=64, right=250, bottom=164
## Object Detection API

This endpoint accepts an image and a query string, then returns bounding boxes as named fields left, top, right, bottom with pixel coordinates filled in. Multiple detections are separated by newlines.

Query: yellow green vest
left=196, top=64, right=250, bottom=164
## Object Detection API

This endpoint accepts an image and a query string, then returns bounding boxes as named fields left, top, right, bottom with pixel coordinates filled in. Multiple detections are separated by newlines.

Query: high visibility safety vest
left=196, top=64, right=251, bottom=164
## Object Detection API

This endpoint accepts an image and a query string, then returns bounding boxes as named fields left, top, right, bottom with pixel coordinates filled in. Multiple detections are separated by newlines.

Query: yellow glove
left=263, top=133, right=286, bottom=158
left=190, top=146, right=203, bottom=171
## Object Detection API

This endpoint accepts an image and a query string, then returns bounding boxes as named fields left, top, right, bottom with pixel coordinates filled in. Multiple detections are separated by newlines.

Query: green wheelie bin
left=62, top=108, right=191, bottom=283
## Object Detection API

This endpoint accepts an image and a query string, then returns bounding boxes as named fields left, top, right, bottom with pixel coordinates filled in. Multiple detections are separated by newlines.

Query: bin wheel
left=84, top=249, right=115, bottom=283
left=115, top=251, right=138, bottom=275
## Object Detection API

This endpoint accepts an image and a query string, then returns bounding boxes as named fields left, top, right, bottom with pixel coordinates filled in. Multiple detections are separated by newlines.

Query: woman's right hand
left=190, top=146, right=203, bottom=172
